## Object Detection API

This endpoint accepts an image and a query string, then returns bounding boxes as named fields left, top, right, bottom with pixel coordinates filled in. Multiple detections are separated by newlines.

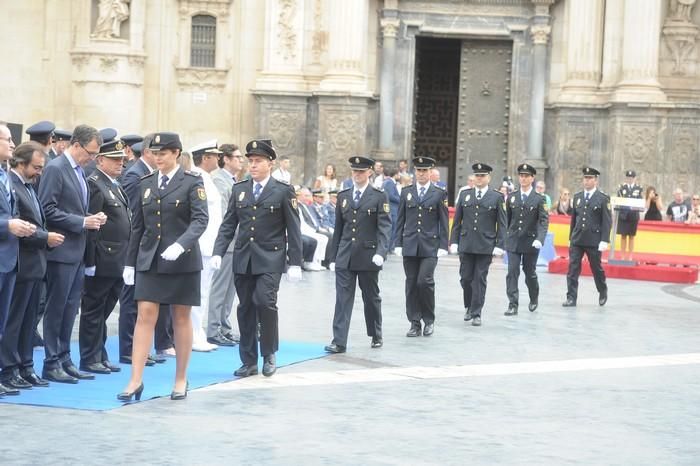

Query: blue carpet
left=0, top=337, right=327, bottom=411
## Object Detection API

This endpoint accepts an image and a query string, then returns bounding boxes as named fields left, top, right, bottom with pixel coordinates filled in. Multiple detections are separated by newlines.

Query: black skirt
left=134, top=269, right=201, bottom=306
left=617, top=218, right=639, bottom=236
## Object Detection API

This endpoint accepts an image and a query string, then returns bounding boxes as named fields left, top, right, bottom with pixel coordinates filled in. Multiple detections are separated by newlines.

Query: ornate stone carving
left=99, top=56, right=119, bottom=72
left=663, top=0, right=699, bottom=74
left=622, top=125, right=656, bottom=167
left=668, top=125, right=698, bottom=174
left=670, top=0, right=697, bottom=22
left=530, top=24, right=551, bottom=45
left=268, top=109, right=304, bottom=152
left=324, top=112, right=362, bottom=159
left=564, top=124, right=592, bottom=186
left=175, top=67, right=229, bottom=90
left=276, top=0, right=298, bottom=61
left=311, top=0, right=326, bottom=63
left=178, top=0, right=232, bottom=19
left=92, top=0, right=130, bottom=39
left=380, top=18, right=400, bottom=38
left=71, top=54, right=90, bottom=71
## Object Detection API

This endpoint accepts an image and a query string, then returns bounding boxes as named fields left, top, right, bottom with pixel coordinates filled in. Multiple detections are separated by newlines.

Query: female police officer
left=119, top=132, right=208, bottom=401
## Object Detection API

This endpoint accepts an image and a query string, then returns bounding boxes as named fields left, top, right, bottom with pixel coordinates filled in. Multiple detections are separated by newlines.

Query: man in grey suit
left=38, top=125, right=107, bottom=383
left=207, top=144, right=242, bottom=346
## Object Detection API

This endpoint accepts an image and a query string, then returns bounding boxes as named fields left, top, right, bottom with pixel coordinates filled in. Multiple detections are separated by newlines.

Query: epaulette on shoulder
left=140, top=171, right=156, bottom=180
left=372, top=185, right=384, bottom=192
left=184, top=170, right=200, bottom=177
left=235, top=178, right=250, bottom=185
left=434, top=184, right=446, bottom=191
left=273, top=177, right=289, bottom=185
left=599, top=190, right=610, bottom=198
left=88, top=174, right=99, bottom=182
left=338, top=186, right=352, bottom=193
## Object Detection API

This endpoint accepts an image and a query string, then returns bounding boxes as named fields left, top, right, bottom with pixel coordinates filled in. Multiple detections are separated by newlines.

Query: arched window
left=190, top=14, right=216, bottom=68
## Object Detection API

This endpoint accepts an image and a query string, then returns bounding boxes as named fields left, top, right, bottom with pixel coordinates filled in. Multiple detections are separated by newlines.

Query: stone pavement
left=3, top=255, right=699, bottom=465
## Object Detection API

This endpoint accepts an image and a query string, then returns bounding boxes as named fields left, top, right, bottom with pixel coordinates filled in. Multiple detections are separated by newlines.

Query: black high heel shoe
left=170, top=381, right=189, bottom=401
left=117, top=382, right=144, bottom=402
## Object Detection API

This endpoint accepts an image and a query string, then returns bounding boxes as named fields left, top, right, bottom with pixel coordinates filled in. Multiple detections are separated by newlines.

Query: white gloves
left=449, top=244, right=459, bottom=255
left=437, top=248, right=448, bottom=257
left=210, top=255, right=222, bottom=270
left=532, top=240, right=543, bottom=249
left=84, top=266, right=96, bottom=277
left=161, top=243, right=184, bottom=261
left=492, top=247, right=505, bottom=257
left=286, top=265, right=302, bottom=282
left=372, top=254, right=384, bottom=267
left=123, top=266, right=135, bottom=286
left=393, top=247, right=402, bottom=257
left=598, top=241, right=609, bottom=252
left=329, top=263, right=336, bottom=272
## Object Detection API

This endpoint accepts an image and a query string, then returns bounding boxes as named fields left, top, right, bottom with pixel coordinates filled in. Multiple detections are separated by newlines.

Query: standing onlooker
left=315, top=163, right=338, bottom=193
left=49, top=130, right=72, bottom=160
left=535, top=180, right=552, bottom=211
left=271, top=156, right=292, bottom=184
left=430, top=168, right=447, bottom=189
left=552, top=188, right=573, bottom=215
left=686, top=194, right=700, bottom=224
left=616, top=170, right=643, bottom=261
left=667, top=188, right=691, bottom=222
left=455, top=174, right=476, bottom=204
left=644, top=186, right=663, bottom=221
left=382, top=166, right=400, bottom=248
left=372, top=161, right=385, bottom=189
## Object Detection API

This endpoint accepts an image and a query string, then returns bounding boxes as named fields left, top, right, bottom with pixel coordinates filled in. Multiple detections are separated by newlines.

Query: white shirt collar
left=64, top=149, right=79, bottom=169
left=252, top=175, right=271, bottom=190
left=159, top=166, right=180, bottom=186
left=476, top=185, right=489, bottom=196
left=10, top=168, right=28, bottom=184
left=416, top=181, right=431, bottom=191
left=521, top=187, right=533, bottom=197
left=584, top=187, right=597, bottom=197
left=97, top=168, right=119, bottom=185
left=353, top=181, right=370, bottom=196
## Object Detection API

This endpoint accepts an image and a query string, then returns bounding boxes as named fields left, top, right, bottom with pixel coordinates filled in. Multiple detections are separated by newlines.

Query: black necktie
left=26, top=183, right=41, bottom=214
left=160, top=175, right=169, bottom=189
left=585, top=192, right=590, bottom=202
left=521, top=193, right=527, bottom=203
left=477, top=190, right=482, bottom=200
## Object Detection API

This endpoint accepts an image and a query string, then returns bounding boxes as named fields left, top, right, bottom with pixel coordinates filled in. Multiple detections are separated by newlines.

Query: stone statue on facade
left=92, top=0, right=130, bottom=39
left=664, top=0, right=699, bottom=74
left=670, top=0, right=697, bottom=23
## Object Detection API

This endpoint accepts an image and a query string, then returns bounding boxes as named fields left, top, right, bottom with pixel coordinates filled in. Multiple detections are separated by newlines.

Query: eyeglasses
left=80, top=143, right=99, bottom=157
left=0, top=136, right=13, bottom=143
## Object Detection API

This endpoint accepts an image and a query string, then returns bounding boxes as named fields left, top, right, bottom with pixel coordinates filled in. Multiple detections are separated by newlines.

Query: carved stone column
left=599, top=0, right=625, bottom=90
left=613, top=0, right=666, bottom=102
left=527, top=24, right=551, bottom=171
left=376, top=15, right=400, bottom=159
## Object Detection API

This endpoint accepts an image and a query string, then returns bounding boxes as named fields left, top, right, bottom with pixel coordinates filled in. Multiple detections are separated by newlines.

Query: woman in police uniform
left=118, top=132, right=208, bottom=401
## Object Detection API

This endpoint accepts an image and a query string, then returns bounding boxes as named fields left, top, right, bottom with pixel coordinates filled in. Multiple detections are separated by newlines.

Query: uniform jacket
left=395, top=183, right=449, bottom=257
left=617, top=182, right=643, bottom=222
left=84, top=169, right=131, bottom=277
left=213, top=177, right=302, bottom=274
left=330, top=185, right=392, bottom=270
left=127, top=167, right=208, bottom=273
left=121, top=158, right=151, bottom=205
left=10, top=172, right=50, bottom=281
left=569, top=189, right=612, bottom=248
left=450, top=187, right=507, bottom=254
left=37, top=153, right=89, bottom=264
left=0, top=169, right=20, bottom=273
left=505, top=189, right=549, bottom=254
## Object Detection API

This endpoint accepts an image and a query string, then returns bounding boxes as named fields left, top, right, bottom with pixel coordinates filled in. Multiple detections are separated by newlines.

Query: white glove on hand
left=449, top=244, right=459, bottom=255
left=123, top=266, right=135, bottom=286
left=84, top=266, right=96, bottom=277
left=437, top=248, right=448, bottom=258
left=598, top=241, right=609, bottom=252
left=532, top=240, right=543, bottom=250
left=393, top=247, right=402, bottom=257
left=286, top=265, right=302, bottom=282
left=329, top=263, right=336, bottom=272
left=492, top=247, right=505, bottom=257
left=210, top=255, right=222, bottom=270
left=372, top=254, right=384, bottom=267
left=161, top=243, right=184, bottom=261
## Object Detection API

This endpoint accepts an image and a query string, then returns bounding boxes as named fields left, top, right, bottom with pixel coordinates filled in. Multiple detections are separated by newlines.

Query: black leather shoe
left=170, top=382, right=188, bottom=401
left=80, top=362, right=111, bottom=374
left=234, top=364, right=258, bottom=377
left=0, top=381, right=20, bottom=396
left=371, top=337, right=383, bottom=348
left=3, top=375, right=32, bottom=390
left=62, top=363, right=95, bottom=380
left=423, top=323, right=434, bottom=337
left=150, top=353, right=167, bottom=364
left=117, top=382, right=144, bottom=402
left=20, top=371, right=49, bottom=387
left=42, top=367, right=78, bottom=384
left=324, top=343, right=346, bottom=354
left=464, top=310, right=473, bottom=321
left=102, top=360, right=121, bottom=372
left=208, top=334, right=237, bottom=347
left=223, top=333, right=240, bottom=344
left=262, top=355, right=276, bottom=377
left=406, top=325, right=421, bottom=337
left=119, top=355, right=155, bottom=367
left=504, top=304, right=518, bottom=316
left=562, top=298, right=577, bottom=307
left=33, top=331, right=44, bottom=348
left=599, top=293, right=608, bottom=306
left=528, top=302, right=538, bottom=312
left=472, top=316, right=482, bottom=326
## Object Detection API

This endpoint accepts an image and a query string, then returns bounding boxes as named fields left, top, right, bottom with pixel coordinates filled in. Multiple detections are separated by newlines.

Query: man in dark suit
left=49, top=129, right=72, bottom=161
left=212, top=139, right=303, bottom=378
left=324, top=156, right=392, bottom=353
left=504, top=164, right=549, bottom=316
left=1, top=142, right=64, bottom=390
left=38, top=124, right=107, bottom=384
left=450, top=162, right=507, bottom=326
left=563, top=167, right=612, bottom=307
left=79, top=140, right=132, bottom=374
left=394, top=156, right=449, bottom=337
left=0, top=124, right=37, bottom=396
left=382, top=166, right=400, bottom=248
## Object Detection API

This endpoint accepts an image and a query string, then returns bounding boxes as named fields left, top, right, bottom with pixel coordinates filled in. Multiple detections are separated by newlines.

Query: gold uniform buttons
left=156, top=211, right=160, bottom=215
left=352, top=237, right=356, bottom=241
left=250, top=237, right=254, bottom=242
left=253, top=206, right=257, bottom=210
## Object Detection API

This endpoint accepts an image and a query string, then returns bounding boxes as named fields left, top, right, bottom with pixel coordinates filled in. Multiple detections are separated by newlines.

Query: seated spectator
left=296, top=187, right=331, bottom=271
left=314, top=163, right=338, bottom=193
left=686, top=194, right=700, bottom=225
left=644, top=186, right=663, bottom=221
left=535, top=180, right=552, bottom=210
left=311, top=189, right=333, bottom=231
left=552, top=189, right=573, bottom=215
left=325, top=190, right=338, bottom=227
left=667, top=188, right=691, bottom=222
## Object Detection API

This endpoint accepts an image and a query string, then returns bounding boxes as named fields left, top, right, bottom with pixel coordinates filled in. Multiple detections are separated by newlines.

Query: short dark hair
left=384, top=166, right=398, bottom=178
left=29, top=133, right=51, bottom=146
left=192, top=152, right=204, bottom=166
left=10, top=141, right=44, bottom=168
left=219, top=143, right=239, bottom=156
left=70, top=124, right=101, bottom=148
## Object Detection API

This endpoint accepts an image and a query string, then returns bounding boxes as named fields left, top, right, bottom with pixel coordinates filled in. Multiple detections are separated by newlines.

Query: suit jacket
left=505, top=189, right=549, bottom=254
left=450, top=187, right=506, bottom=254
left=210, top=168, right=236, bottom=253
left=0, top=168, right=19, bottom=273
left=569, top=190, right=612, bottom=248
left=126, top=167, right=208, bottom=273
left=395, top=183, right=449, bottom=257
left=329, top=185, right=392, bottom=270
left=213, top=177, right=302, bottom=274
left=84, top=169, right=132, bottom=277
left=300, top=203, right=320, bottom=231
left=9, top=172, right=49, bottom=281
left=37, top=153, right=89, bottom=264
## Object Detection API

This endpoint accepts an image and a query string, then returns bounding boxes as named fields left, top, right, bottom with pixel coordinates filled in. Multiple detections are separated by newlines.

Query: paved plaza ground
left=2, top=256, right=699, bottom=465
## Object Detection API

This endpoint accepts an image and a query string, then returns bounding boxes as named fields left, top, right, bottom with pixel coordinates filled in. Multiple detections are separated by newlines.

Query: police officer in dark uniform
left=212, top=139, right=303, bottom=378
left=563, top=167, right=611, bottom=307
left=79, top=140, right=131, bottom=374
left=504, top=163, right=549, bottom=316
left=324, top=156, right=392, bottom=353
left=449, top=162, right=506, bottom=326
left=394, top=156, right=449, bottom=337
left=49, top=129, right=72, bottom=160
left=616, top=169, right=643, bottom=261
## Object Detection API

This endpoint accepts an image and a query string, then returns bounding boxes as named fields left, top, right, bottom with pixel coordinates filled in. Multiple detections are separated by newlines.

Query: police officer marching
left=504, top=163, right=549, bottom=316
left=394, top=156, right=449, bottom=337
left=563, top=167, right=612, bottom=308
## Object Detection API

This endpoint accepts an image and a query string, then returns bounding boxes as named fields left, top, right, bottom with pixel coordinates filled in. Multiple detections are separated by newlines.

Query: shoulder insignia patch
left=291, top=198, right=297, bottom=209
left=443, top=199, right=448, bottom=207
left=383, top=203, right=390, bottom=213
left=197, top=187, right=206, bottom=200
